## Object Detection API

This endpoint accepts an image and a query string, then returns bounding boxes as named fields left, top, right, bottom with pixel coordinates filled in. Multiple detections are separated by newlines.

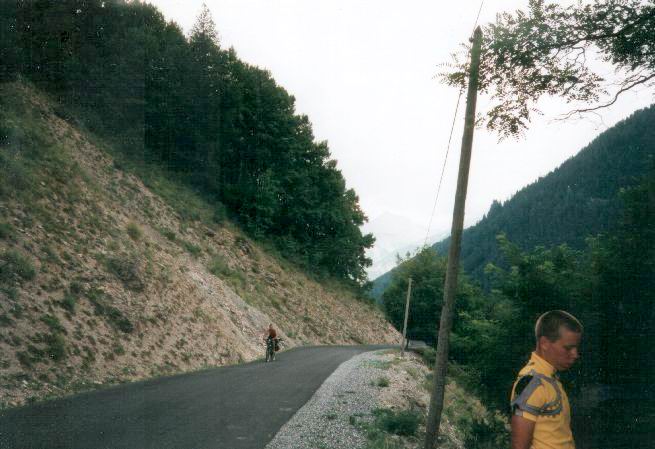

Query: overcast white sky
left=147, top=0, right=653, bottom=257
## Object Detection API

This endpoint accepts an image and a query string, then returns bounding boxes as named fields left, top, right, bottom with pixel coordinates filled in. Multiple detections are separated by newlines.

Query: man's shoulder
left=511, top=368, right=565, bottom=420
left=517, top=360, right=539, bottom=377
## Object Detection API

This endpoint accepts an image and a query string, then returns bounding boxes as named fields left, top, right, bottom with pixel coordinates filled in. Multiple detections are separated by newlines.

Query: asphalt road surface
left=0, top=345, right=390, bottom=449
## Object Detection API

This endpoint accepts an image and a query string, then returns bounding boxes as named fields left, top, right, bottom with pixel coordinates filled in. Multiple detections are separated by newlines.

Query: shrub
left=126, top=222, right=142, bottom=241
left=0, top=122, right=11, bottom=146
left=442, top=379, right=509, bottom=449
left=415, top=346, right=436, bottom=367
left=27, top=343, right=45, bottom=362
left=181, top=240, right=201, bottom=257
left=364, top=431, right=404, bottom=449
left=0, top=222, right=14, bottom=240
left=41, top=244, right=61, bottom=264
left=40, top=314, right=66, bottom=334
left=16, top=351, right=32, bottom=368
left=208, top=256, right=231, bottom=277
left=113, top=343, right=126, bottom=355
left=212, top=203, right=228, bottom=225
left=105, top=255, right=144, bottom=291
left=2, top=286, right=19, bottom=301
left=69, top=281, right=82, bottom=295
left=0, top=313, right=13, bottom=326
left=462, top=412, right=509, bottom=449
left=59, top=293, right=77, bottom=313
left=377, top=377, right=390, bottom=388
left=106, top=306, right=134, bottom=334
left=447, top=362, right=483, bottom=396
left=9, top=302, right=22, bottom=318
left=0, top=249, right=36, bottom=283
left=228, top=269, right=247, bottom=290
left=86, top=287, right=134, bottom=333
left=372, top=408, right=422, bottom=437
left=44, top=333, right=66, bottom=362
left=0, top=148, right=34, bottom=199
left=160, top=227, right=176, bottom=241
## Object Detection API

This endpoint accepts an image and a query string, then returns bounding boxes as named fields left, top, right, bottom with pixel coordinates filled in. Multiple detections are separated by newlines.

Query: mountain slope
left=372, top=104, right=655, bottom=297
left=0, top=81, right=400, bottom=408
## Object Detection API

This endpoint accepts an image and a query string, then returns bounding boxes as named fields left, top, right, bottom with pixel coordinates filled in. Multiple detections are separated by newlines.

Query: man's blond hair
left=535, top=310, right=583, bottom=343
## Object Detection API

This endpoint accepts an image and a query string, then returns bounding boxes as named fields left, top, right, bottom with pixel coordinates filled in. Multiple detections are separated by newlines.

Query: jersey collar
left=530, top=351, right=557, bottom=377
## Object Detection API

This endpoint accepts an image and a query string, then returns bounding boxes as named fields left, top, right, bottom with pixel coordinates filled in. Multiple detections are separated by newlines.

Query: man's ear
left=538, top=335, right=550, bottom=351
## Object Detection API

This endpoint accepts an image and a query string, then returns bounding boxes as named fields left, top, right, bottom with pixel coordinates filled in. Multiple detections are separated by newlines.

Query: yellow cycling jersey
left=510, top=352, right=575, bottom=449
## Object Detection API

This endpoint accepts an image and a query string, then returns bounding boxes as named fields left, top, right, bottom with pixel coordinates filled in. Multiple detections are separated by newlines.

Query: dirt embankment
left=0, top=81, right=400, bottom=408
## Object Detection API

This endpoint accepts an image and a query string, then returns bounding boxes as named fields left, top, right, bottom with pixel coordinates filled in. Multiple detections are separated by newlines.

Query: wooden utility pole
left=400, top=277, right=413, bottom=357
left=424, top=26, right=483, bottom=449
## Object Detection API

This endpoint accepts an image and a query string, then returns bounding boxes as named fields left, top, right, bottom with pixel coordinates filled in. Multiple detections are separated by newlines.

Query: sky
left=147, top=0, right=653, bottom=275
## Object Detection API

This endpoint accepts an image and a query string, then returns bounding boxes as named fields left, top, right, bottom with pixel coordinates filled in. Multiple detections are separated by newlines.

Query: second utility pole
left=400, top=277, right=413, bottom=357
left=424, top=26, right=483, bottom=449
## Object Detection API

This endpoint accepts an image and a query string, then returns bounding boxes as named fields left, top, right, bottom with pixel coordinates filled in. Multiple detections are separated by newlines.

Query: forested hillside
left=438, top=105, right=655, bottom=283
left=371, top=104, right=655, bottom=297
left=0, top=0, right=373, bottom=284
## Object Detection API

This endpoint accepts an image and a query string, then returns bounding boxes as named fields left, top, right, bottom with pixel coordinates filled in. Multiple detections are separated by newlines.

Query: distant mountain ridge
left=371, top=104, right=655, bottom=298
left=362, top=212, right=445, bottom=280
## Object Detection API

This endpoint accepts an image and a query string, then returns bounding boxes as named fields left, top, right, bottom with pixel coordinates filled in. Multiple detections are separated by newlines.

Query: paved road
left=0, top=345, right=390, bottom=449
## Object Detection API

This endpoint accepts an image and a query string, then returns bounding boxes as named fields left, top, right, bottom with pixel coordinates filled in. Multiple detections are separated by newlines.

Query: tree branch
left=558, top=72, right=655, bottom=119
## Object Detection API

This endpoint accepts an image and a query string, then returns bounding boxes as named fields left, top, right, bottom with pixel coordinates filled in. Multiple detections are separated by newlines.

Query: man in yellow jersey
left=510, top=310, right=583, bottom=449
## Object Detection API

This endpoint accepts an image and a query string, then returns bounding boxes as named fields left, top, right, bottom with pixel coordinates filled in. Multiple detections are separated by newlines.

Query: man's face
left=540, top=327, right=582, bottom=371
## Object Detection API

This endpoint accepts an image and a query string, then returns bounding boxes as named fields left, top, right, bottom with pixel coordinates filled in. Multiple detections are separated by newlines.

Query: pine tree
left=190, top=3, right=220, bottom=48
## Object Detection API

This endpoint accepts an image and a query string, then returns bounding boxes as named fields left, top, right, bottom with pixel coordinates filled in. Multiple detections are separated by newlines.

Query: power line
left=423, top=89, right=463, bottom=247
left=473, top=0, right=485, bottom=29
left=423, top=0, right=485, bottom=248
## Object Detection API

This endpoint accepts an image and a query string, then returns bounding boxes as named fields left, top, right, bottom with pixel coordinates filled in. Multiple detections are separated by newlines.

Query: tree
left=190, top=3, right=220, bottom=48
left=588, top=169, right=655, bottom=385
left=474, top=233, right=593, bottom=409
left=0, top=1, right=20, bottom=81
left=383, top=249, right=447, bottom=346
left=382, top=248, right=481, bottom=347
left=443, top=0, right=655, bottom=137
left=187, top=4, right=224, bottom=186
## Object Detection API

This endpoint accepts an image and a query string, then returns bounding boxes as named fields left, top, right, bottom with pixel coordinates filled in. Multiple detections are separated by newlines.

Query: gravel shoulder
left=265, top=348, right=509, bottom=449
left=265, top=349, right=434, bottom=449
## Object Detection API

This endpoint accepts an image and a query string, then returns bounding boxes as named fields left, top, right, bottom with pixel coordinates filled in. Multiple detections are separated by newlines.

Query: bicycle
left=264, top=337, right=283, bottom=362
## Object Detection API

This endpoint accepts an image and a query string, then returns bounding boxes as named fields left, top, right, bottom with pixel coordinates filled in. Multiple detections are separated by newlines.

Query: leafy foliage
left=584, top=171, right=655, bottom=387
left=0, top=249, right=36, bottom=284
left=382, top=248, right=478, bottom=347
left=443, top=0, right=655, bottom=137
left=371, top=408, right=421, bottom=437
left=382, top=249, right=445, bottom=346
left=0, top=0, right=373, bottom=283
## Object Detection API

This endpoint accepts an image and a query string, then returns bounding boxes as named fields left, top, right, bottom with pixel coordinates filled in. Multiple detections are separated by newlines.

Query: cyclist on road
left=263, top=324, right=279, bottom=362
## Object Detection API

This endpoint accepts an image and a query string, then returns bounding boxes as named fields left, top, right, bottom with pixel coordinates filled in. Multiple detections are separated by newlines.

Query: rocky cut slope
left=0, top=81, right=400, bottom=408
